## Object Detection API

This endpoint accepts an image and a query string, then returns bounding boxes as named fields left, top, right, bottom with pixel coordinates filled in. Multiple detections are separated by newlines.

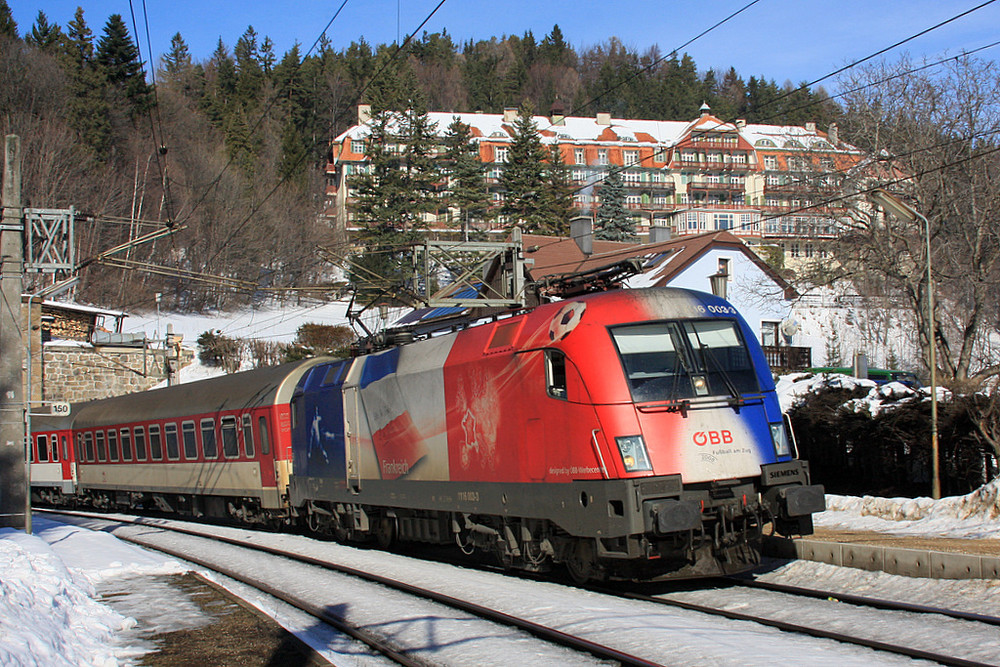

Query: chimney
left=550, top=99, right=566, bottom=126
left=827, top=123, right=839, bottom=146
left=503, top=107, right=518, bottom=123
left=648, top=223, right=672, bottom=243
left=570, top=217, right=593, bottom=256
left=735, top=119, right=746, bottom=131
left=805, top=121, right=817, bottom=133
left=596, top=112, right=611, bottom=126
left=358, top=104, right=372, bottom=125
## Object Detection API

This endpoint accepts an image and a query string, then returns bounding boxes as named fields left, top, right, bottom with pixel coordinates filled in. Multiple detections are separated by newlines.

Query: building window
left=790, top=243, right=801, bottom=258
left=687, top=211, right=699, bottom=230
left=572, top=169, right=585, bottom=182
left=575, top=148, right=586, bottom=165
left=764, top=155, right=778, bottom=169
left=761, top=321, right=780, bottom=347
left=624, top=150, right=639, bottom=166
left=494, top=147, right=509, bottom=163
left=767, top=175, right=780, bottom=186
left=707, top=153, right=721, bottom=163
left=351, top=140, right=365, bottom=154
left=654, top=148, right=667, bottom=162
left=714, top=213, right=733, bottom=230
left=682, top=151, right=696, bottom=162
left=623, top=170, right=640, bottom=184
left=598, top=149, right=608, bottom=165
left=732, top=153, right=747, bottom=164
left=625, top=195, right=641, bottom=207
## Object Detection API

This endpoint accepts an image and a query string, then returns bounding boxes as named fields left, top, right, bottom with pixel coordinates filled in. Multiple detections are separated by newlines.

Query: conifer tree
left=500, top=103, right=548, bottom=231
left=26, top=11, right=62, bottom=51
left=350, top=103, right=440, bottom=298
left=443, top=117, right=490, bottom=237
left=542, top=144, right=574, bottom=236
left=594, top=168, right=637, bottom=241
left=0, top=1, right=17, bottom=40
left=162, top=33, right=192, bottom=76
left=60, top=8, right=112, bottom=157
left=96, top=14, right=153, bottom=118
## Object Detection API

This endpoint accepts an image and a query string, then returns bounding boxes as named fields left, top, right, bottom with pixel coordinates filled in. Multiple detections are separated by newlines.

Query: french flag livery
left=31, top=287, right=824, bottom=582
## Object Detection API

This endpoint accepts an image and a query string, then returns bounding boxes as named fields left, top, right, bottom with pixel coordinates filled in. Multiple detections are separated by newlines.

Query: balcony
left=762, top=346, right=812, bottom=372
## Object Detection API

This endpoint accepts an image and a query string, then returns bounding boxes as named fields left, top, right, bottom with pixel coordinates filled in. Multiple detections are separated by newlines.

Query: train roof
left=72, top=356, right=337, bottom=429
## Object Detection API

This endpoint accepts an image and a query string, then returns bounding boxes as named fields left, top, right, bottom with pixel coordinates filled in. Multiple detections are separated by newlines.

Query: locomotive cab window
left=611, top=319, right=759, bottom=403
left=546, top=350, right=568, bottom=399
left=61, top=436, right=67, bottom=461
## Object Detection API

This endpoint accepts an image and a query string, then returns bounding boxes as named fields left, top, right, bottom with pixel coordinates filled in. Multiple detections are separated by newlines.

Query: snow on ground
left=119, top=300, right=354, bottom=345
left=817, top=478, right=1000, bottom=539
left=0, top=517, right=188, bottom=666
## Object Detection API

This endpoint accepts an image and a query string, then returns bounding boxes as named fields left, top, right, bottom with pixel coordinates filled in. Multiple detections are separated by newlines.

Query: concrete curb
left=763, top=536, right=1000, bottom=580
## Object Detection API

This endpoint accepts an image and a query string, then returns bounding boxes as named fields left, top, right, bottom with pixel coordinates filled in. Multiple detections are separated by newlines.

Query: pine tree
left=60, top=8, right=112, bottom=157
left=0, top=1, right=17, bottom=40
left=26, top=11, right=63, bottom=51
left=96, top=14, right=153, bottom=118
left=594, top=168, right=637, bottom=241
left=443, top=117, right=490, bottom=237
left=500, top=103, right=548, bottom=231
left=542, top=144, right=574, bottom=236
left=350, top=105, right=441, bottom=298
left=162, top=33, right=192, bottom=76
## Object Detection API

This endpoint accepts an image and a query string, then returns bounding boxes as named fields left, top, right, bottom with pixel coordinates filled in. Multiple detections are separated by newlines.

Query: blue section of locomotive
left=291, top=359, right=350, bottom=479
left=690, top=289, right=795, bottom=461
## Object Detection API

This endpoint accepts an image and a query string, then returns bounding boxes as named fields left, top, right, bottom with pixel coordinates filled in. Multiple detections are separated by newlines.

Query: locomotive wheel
left=375, top=516, right=395, bottom=548
left=565, top=539, right=598, bottom=584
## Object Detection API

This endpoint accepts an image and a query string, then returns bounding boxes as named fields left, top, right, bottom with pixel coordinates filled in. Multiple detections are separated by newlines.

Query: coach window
left=55, top=436, right=62, bottom=462
left=200, top=419, right=218, bottom=459
left=546, top=350, right=568, bottom=400
left=120, top=428, right=133, bottom=461
left=80, top=433, right=89, bottom=462
left=221, top=416, right=239, bottom=459
left=36, top=435, right=48, bottom=462
left=164, top=423, right=180, bottom=460
left=148, top=425, right=163, bottom=460
left=134, top=427, right=148, bottom=461
left=181, top=421, right=198, bottom=459
left=96, top=431, right=107, bottom=462
left=51, top=435, right=58, bottom=462
left=258, top=416, right=271, bottom=456
left=107, top=429, right=119, bottom=462
left=241, top=414, right=255, bottom=457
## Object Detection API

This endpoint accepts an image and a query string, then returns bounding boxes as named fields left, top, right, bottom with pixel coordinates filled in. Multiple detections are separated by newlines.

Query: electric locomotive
left=30, top=286, right=824, bottom=582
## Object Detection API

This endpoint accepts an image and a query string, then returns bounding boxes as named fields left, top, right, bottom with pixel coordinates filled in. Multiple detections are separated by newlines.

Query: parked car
left=808, top=367, right=923, bottom=388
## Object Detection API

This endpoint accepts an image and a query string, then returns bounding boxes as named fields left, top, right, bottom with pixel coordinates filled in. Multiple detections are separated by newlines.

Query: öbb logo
left=693, top=430, right=734, bottom=446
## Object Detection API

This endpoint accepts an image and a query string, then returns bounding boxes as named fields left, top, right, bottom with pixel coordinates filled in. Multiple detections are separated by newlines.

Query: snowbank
left=0, top=519, right=188, bottom=666
left=818, top=478, right=1000, bottom=539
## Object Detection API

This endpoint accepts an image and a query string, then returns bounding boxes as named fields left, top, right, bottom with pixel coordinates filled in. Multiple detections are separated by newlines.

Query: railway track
left=43, top=509, right=657, bottom=666
left=44, top=509, right=1000, bottom=666
left=600, top=576, right=1000, bottom=667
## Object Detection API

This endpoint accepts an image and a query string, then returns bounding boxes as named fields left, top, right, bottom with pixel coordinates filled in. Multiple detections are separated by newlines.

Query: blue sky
left=9, top=0, right=1000, bottom=91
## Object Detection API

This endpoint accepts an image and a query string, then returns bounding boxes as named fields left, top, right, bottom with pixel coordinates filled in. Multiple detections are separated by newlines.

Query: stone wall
left=41, top=344, right=194, bottom=403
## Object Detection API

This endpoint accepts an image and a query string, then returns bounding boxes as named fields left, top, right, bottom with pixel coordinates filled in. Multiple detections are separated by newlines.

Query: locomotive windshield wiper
left=699, top=343, right=744, bottom=411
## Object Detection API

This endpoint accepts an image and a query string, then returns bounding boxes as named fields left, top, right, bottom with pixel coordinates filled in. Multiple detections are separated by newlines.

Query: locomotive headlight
left=770, top=422, right=792, bottom=458
left=615, top=435, right=653, bottom=472
left=692, top=374, right=709, bottom=396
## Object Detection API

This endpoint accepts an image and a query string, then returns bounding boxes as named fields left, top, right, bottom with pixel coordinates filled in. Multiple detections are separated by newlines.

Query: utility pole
left=1, top=135, right=25, bottom=529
